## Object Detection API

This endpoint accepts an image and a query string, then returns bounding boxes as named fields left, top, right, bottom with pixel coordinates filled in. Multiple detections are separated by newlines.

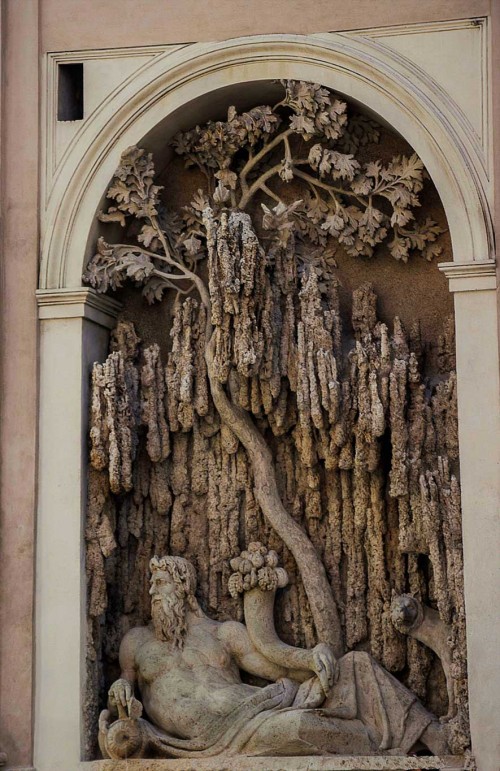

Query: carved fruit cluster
left=228, top=542, right=289, bottom=596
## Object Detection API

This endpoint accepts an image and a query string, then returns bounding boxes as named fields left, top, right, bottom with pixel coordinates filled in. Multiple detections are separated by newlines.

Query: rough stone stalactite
left=85, top=267, right=467, bottom=748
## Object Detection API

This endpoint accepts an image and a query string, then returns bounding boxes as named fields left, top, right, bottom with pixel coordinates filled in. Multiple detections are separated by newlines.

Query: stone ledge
left=81, top=756, right=465, bottom=771
left=437, top=259, right=497, bottom=292
left=36, top=287, right=122, bottom=328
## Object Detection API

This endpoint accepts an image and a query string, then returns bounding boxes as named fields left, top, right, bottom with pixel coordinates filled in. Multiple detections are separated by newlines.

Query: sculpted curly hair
left=150, top=555, right=199, bottom=612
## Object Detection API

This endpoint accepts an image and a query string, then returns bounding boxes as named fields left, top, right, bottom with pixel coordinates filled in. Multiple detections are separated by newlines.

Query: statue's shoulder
left=216, top=619, right=249, bottom=648
left=120, top=625, right=153, bottom=660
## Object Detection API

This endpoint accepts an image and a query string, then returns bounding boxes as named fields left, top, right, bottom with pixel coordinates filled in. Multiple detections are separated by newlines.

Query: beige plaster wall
left=0, top=2, right=39, bottom=768
left=40, top=0, right=489, bottom=51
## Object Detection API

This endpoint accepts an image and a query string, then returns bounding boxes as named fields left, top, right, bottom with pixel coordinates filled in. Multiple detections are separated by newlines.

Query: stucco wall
left=40, top=0, right=489, bottom=51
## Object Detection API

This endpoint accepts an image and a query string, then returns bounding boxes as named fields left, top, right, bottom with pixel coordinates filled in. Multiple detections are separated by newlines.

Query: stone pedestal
left=82, top=756, right=465, bottom=771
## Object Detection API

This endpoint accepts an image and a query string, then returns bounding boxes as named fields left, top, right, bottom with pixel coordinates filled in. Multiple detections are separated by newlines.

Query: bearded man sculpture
left=98, top=546, right=449, bottom=760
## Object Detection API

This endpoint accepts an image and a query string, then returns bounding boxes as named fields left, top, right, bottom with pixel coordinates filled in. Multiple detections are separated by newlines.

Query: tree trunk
left=206, top=337, right=343, bottom=657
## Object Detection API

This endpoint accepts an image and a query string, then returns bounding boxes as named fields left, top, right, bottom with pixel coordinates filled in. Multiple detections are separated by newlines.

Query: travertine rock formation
left=85, top=282, right=466, bottom=755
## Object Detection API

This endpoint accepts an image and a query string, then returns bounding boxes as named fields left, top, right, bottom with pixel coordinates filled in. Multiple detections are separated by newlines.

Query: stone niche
left=82, top=78, right=468, bottom=768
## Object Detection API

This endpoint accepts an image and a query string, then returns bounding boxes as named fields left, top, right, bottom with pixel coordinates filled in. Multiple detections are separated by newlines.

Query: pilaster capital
left=36, top=287, right=121, bottom=329
left=437, top=260, right=497, bottom=292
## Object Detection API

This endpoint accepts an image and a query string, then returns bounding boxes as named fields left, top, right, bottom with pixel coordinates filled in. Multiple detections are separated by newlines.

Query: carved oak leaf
left=402, top=219, right=445, bottom=253
left=308, top=144, right=323, bottom=169
left=330, top=152, right=360, bottom=181
left=388, top=232, right=410, bottom=262
left=358, top=206, right=387, bottom=247
left=391, top=205, right=415, bottom=228
left=107, top=178, right=132, bottom=204
left=321, top=212, right=345, bottom=238
left=423, top=241, right=443, bottom=261
left=114, top=145, right=150, bottom=179
left=295, top=214, right=328, bottom=246
left=183, top=233, right=203, bottom=257
left=384, top=153, right=424, bottom=188
left=142, top=276, right=171, bottom=304
left=103, top=146, right=163, bottom=222
left=138, top=224, right=161, bottom=250
left=365, top=160, right=383, bottom=182
left=278, top=159, right=294, bottom=182
left=289, top=113, right=316, bottom=138
left=351, top=175, right=374, bottom=196
left=190, top=189, right=210, bottom=213
left=213, top=182, right=231, bottom=204
left=309, top=145, right=360, bottom=181
left=282, top=80, right=317, bottom=111
left=83, top=237, right=125, bottom=293
left=162, top=210, right=184, bottom=236
left=239, top=105, right=280, bottom=140
left=215, top=169, right=238, bottom=190
left=296, top=242, right=337, bottom=284
left=118, top=249, right=155, bottom=283
left=303, top=194, right=329, bottom=224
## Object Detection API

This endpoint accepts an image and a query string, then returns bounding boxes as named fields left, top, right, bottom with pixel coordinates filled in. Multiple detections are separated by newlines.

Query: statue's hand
left=108, top=678, right=134, bottom=718
left=311, top=643, right=338, bottom=695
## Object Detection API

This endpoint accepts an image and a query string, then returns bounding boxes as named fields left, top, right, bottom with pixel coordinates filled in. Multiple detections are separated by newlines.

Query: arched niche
left=35, top=33, right=499, bottom=771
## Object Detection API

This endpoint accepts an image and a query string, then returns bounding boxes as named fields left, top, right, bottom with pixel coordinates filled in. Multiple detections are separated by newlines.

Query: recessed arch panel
left=40, top=34, right=494, bottom=291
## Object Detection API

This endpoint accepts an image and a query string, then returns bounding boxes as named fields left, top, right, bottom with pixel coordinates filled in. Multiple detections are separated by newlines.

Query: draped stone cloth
left=112, top=651, right=432, bottom=758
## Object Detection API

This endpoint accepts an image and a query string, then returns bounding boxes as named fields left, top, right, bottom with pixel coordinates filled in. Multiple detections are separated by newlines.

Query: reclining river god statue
left=98, top=545, right=449, bottom=759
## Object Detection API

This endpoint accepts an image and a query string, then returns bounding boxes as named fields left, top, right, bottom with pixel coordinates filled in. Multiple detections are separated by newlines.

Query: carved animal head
left=110, top=320, right=141, bottom=361
left=390, top=593, right=423, bottom=633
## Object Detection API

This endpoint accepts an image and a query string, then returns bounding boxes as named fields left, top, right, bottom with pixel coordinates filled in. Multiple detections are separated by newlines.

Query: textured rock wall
left=85, top=264, right=466, bottom=756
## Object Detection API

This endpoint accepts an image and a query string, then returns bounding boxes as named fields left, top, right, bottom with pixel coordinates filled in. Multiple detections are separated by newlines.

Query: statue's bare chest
left=135, top=626, right=236, bottom=685
left=136, top=640, right=181, bottom=683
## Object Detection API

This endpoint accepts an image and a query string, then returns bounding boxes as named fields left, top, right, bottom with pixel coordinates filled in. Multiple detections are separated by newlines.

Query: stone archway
left=35, top=33, right=499, bottom=771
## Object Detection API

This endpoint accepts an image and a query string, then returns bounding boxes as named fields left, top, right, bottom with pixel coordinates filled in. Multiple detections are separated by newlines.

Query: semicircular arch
left=39, top=33, right=494, bottom=290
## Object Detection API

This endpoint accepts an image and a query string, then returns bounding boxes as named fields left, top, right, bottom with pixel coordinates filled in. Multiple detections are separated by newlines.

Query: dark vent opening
left=57, top=63, right=84, bottom=121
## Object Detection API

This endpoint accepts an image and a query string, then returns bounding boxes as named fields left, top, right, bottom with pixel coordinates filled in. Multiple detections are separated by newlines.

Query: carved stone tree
left=83, top=81, right=468, bottom=757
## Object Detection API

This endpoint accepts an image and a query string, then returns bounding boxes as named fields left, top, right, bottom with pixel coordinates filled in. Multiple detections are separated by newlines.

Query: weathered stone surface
left=83, top=755, right=465, bottom=770
left=99, top=553, right=449, bottom=760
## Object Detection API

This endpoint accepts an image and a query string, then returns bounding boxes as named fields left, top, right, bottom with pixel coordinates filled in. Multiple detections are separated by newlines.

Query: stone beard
left=151, top=585, right=186, bottom=648
left=149, top=555, right=199, bottom=649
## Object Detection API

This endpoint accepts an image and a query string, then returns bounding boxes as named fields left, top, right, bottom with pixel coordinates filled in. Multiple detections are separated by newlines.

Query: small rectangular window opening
left=57, top=63, right=84, bottom=121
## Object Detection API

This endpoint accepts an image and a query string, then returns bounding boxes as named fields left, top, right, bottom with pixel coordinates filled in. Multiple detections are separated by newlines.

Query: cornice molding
left=438, top=259, right=497, bottom=292
left=36, top=287, right=122, bottom=328
left=343, top=17, right=486, bottom=38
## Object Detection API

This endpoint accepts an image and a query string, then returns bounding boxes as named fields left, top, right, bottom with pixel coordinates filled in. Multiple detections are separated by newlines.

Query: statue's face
left=149, top=569, right=176, bottom=606
left=149, top=567, right=187, bottom=647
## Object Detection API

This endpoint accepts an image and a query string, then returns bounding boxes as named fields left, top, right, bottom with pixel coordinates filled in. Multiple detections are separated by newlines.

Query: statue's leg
left=323, top=651, right=444, bottom=754
left=420, top=721, right=449, bottom=755
left=242, top=710, right=375, bottom=757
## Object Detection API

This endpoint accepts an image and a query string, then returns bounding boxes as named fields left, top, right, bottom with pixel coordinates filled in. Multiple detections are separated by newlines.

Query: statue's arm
left=107, top=627, right=146, bottom=717
left=218, top=621, right=311, bottom=682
